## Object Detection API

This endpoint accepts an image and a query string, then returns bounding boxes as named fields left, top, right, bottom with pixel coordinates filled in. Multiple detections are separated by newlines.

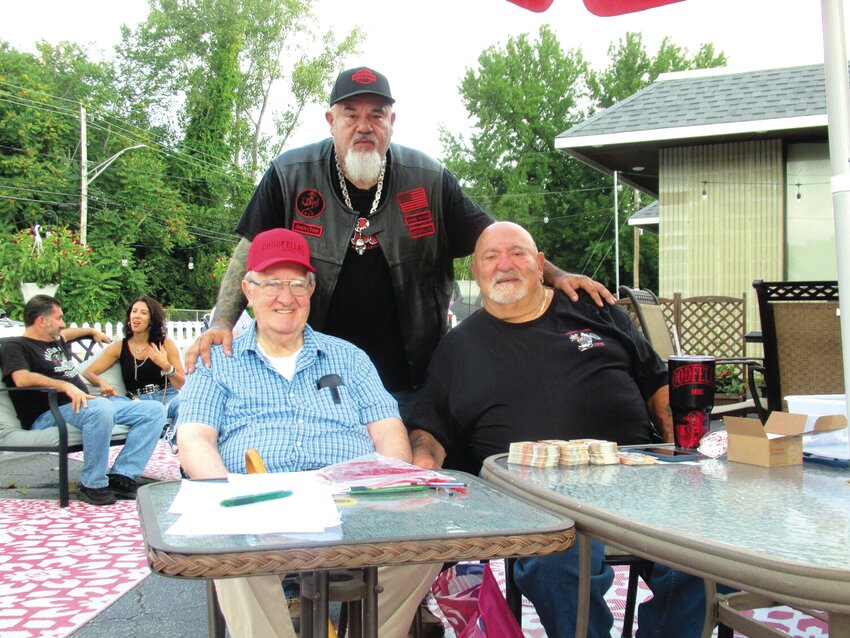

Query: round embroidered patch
left=295, top=189, right=325, bottom=218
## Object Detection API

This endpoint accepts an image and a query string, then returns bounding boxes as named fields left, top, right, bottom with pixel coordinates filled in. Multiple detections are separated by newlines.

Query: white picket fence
left=67, top=321, right=206, bottom=362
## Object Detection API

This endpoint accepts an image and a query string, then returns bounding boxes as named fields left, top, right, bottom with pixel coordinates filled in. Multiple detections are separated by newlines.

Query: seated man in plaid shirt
left=176, top=228, right=439, bottom=638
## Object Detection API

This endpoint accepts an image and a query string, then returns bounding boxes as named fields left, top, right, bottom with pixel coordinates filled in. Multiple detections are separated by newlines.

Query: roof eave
left=555, top=114, right=827, bottom=150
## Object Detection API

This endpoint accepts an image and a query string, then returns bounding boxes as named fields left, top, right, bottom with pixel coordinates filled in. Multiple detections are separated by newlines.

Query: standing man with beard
left=186, top=66, right=614, bottom=418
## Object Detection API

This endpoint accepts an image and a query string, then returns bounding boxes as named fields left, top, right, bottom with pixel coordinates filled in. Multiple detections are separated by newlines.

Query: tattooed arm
left=184, top=238, right=250, bottom=372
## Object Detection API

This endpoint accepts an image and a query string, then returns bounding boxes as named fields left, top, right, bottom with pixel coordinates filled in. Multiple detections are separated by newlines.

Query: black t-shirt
left=407, top=291, right=667, bottom=474
left=322, top=171, right=411, bottom=392
left=0, top=337, right=88, bottom=428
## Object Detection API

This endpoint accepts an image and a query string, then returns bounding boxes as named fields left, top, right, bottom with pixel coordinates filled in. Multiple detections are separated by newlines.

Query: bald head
left=472, top=222, right=545, bottom=313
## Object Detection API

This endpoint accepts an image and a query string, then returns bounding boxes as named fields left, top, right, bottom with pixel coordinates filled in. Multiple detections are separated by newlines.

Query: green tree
left=442, top=28, right=726, bottom=290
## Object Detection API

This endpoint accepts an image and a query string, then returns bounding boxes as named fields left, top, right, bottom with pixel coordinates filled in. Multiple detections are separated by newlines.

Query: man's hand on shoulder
left=551, top=273, right=616, bottom=307
left=184, top=327, right=233, bottom=374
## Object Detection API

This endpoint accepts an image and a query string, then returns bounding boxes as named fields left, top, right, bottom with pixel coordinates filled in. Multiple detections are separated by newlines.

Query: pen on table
left=348, top=485, right=429, bottom=495
left=220, top=490, right=293, bottom=507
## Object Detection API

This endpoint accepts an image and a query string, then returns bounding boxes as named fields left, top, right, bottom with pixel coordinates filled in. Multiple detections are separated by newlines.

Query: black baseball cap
left=329, top=67, right=395, bottom=106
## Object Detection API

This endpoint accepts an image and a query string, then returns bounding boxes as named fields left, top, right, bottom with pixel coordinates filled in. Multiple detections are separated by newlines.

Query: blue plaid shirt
left=176, top=323, right=400, bottom=473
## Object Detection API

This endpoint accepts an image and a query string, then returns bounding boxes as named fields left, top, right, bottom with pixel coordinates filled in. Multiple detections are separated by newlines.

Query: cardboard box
left=724, top=412, right=848, bottom=467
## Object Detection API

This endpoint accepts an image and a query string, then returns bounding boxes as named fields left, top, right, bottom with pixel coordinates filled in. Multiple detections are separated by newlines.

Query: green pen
left=220, top=489, right=293, bottom=507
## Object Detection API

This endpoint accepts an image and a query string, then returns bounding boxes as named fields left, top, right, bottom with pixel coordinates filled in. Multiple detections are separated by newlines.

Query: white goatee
left=343, top=149, right=384, bottom=185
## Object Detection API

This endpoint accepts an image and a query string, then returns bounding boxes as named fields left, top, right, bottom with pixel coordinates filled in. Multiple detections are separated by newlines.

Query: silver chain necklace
left=336, top=154, right=386, bottom=255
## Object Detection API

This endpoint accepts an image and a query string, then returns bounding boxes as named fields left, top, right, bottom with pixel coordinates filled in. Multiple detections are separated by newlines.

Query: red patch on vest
left=295, top=189, right=325, bottom=218
left=397, top=187, right=429, bottom=213
left=292, top=221, right=323, bottom=238
left=404, top=211, right=435, bottom=238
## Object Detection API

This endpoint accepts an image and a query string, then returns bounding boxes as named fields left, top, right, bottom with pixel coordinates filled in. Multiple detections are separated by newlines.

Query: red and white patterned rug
left=0, top=443, right=832, bottom=637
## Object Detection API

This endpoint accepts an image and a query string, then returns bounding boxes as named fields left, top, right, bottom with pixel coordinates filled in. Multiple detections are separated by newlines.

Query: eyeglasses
left=246, top=279, right=312, bottom=297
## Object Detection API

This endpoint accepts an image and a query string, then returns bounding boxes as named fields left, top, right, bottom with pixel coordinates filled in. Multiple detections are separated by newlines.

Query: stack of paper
left=166, top=471, right=340, bottom=536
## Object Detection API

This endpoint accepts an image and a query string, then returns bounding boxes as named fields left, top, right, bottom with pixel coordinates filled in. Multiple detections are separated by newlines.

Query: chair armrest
left=746, top=363, right=768, bottom=424
left=0, top=386, right=72, bottom=448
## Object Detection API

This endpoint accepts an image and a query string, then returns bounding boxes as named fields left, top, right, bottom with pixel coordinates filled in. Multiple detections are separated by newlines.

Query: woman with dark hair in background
left=83, top=296, right=184, bottom=425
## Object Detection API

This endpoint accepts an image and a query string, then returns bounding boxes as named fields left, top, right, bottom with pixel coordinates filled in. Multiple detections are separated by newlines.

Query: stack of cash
left=507, top=441, right=560, bottom=467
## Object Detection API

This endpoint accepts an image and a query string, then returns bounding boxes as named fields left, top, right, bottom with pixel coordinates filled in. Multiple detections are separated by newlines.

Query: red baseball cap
left=246, top=228, right=315, bottom=273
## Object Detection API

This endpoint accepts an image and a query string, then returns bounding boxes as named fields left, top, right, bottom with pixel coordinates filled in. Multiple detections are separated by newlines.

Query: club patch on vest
left=292, top=221, right=323, bottom=238
left=397, top=187, right=429, bottom=213
left=403, top=211, right=435, bottom=238
left=295, top=189, right=325, bottom=218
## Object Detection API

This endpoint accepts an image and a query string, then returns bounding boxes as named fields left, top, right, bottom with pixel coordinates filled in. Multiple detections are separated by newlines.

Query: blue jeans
left=514, top=541, right=708, bottom=638
left=135, top=386, right=180, bottom=422
left=31, top=395, right=166, bottom=489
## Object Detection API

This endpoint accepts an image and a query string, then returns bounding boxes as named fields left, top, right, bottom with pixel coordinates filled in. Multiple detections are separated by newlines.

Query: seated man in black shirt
left=408, top=222, right=709, bottom=638
left=0, top=295, right=166, bottom=506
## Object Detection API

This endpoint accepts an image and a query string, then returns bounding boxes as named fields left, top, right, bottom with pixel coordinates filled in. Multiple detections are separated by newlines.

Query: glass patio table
left=481, top=453, right=850, bottom=638
left=136, top=471, right=575, bottom=638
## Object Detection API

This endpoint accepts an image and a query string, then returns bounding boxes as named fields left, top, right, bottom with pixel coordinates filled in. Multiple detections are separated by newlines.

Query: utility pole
left=613, top=170, right=620, bottom=294
left=79, top=105, right=146, bottom=246
left=80, top=105, right=88, bottom=246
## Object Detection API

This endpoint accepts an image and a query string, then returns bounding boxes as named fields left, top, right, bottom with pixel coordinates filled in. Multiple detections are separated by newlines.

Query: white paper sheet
left=165, top=471, right=341, bottom=536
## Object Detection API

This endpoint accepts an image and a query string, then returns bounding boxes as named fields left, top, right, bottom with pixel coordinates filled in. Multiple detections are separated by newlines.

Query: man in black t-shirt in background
left=408, top=222, right=710, bottom=638
left=0, top=295, right=166, bottom=506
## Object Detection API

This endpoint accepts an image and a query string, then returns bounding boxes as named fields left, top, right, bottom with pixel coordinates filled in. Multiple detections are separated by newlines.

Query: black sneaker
left=78, top=485, right=117, bottom=506
left=108, top=473, right=139, bottom=499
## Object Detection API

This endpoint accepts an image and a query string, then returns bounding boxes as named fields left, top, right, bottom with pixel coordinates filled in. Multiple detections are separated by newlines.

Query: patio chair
left=617, top=286, right=763, bottom=419
left=0, top=337, right=130, bottom=507
left=752, top=279, right=843, bottom=422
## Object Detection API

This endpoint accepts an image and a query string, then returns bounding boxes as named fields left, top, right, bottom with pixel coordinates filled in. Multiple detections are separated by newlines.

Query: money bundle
left=507, top=441, right=560, bottom=467
left=616, top=451, right=658, bottom=465
left=587, top=440, right=619, bottom=465
left=540, top=439, right=591, bottom=466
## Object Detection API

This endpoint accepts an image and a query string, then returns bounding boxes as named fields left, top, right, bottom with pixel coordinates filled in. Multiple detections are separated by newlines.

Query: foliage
left=715, top=364, right=746, bottom=397
left=444, top=28, right=726, bottom=289
left=0, top=226, right=145, bottom=322
left=0, top=0, right=362, bottom=315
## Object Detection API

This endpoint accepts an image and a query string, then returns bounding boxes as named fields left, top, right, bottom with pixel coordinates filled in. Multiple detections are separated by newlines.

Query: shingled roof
left=556, top=64, right=833, bottom=197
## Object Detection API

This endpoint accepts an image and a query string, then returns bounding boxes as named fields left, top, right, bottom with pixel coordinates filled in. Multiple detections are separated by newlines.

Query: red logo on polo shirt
left=352, top=68, right=377, bottom=85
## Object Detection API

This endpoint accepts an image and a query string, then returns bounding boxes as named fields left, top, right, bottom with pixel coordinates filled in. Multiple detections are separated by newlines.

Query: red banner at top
left=506, top=0, right=684, bottom=15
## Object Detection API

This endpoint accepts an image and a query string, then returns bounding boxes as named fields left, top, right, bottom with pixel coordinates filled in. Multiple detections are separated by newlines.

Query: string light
left=796, top=183, right=802, bottom=201
left=701, top=181, right=708, bottom=201
left=188, top=256, right=194, bottom=270
left=543, top=214, right=549, bottom=224
left=121, top=254, right=128, bottom=267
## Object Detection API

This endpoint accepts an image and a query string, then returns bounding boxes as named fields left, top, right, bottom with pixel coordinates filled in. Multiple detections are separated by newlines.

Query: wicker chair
left=752, top=279, right=843, bottom=422
left=617, top=286, right=763, bottom=419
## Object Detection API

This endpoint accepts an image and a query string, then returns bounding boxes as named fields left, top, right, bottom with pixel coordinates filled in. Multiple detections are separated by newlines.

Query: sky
left=2, top=0, right=845, bottom=159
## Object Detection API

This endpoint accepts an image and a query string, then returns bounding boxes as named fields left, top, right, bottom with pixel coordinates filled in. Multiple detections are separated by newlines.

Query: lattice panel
left=678, top=296, right=746, bottom=358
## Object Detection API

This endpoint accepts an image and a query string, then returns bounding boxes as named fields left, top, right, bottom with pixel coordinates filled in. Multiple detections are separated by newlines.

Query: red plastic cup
left=668, top=355, right=716, bottom=450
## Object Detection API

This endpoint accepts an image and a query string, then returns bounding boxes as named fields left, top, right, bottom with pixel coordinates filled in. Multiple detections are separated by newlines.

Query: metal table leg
left=363, top=567, right=380, bottom=638
left=206, top=581, right=226, bottom=638
left=575, top=533, right=591, bottom=638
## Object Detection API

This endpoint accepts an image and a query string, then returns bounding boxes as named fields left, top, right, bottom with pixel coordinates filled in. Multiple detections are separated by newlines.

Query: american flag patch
left=404, top=211, right=435, bottom=238
left=397, top=187, right=428, bottom=213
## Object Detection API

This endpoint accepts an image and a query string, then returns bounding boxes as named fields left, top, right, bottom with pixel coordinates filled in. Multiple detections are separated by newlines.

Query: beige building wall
left=659, top=139, right=785, bottom=338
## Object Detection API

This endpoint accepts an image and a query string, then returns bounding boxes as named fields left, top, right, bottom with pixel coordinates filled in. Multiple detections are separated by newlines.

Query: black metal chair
left=752, top=279, right=843, bottom=423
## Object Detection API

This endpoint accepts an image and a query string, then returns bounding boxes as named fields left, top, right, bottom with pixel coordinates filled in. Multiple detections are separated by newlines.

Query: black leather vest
left=270, top=139, right=453, bottom=386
